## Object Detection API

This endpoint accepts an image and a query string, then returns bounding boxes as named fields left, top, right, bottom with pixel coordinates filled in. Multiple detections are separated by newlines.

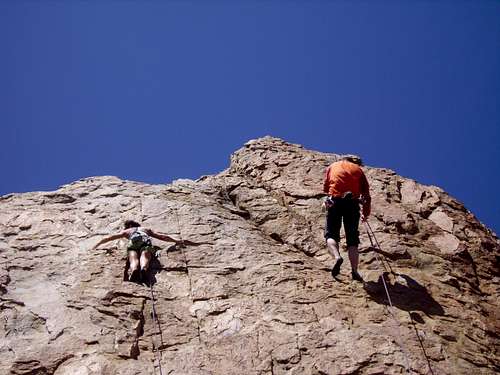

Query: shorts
left=324, top=197, right=361, bottom=246
left=126, top=245, right=153, bottom=256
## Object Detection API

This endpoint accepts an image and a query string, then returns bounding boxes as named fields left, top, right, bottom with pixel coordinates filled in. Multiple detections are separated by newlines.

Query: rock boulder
left=1, top=137, right=498, bottom=374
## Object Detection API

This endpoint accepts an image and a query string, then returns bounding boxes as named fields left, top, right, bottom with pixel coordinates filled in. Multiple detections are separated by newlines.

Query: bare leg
left=327, top=238, right=343, bottom=277
left=128, top=251, right=141, bottom=282
left=326, top=238, right=341, bottom=260
left=347, top=245, right=359, bottom=272
left=140, top=251, right=152, bottom=271
left=348, top=245, right=363, bottom=282
left=128, top=251, right=139, bottom=273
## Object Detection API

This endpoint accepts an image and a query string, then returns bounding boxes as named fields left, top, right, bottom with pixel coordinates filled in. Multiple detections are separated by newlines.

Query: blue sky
left=1, top=1, right=499, bottom=234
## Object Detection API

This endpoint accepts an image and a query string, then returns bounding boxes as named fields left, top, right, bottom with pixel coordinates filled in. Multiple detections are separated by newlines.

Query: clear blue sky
left=1, top=1, right=499, bottom=234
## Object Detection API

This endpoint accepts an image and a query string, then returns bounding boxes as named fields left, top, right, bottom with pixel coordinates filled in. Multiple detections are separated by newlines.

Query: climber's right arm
left=91, top=233, right=127, bottom=250
left=147, top=230, right=183, bottom=245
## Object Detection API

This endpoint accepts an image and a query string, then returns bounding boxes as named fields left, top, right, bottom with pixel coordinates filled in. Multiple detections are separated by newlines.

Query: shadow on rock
left=360, top=245, right=412, bottom=261
left=364, top=273, right=445, bottom=316
left=145, top=252, right=163, bottom=287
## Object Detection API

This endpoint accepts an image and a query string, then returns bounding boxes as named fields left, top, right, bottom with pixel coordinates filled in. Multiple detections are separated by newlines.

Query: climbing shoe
left=140, top=268, right=148, bottom=284
left=351, top=271, right=364, bottom=282
left=129, top=269, right=140, bottom=283
left=331, top=258, right=343, bottom=278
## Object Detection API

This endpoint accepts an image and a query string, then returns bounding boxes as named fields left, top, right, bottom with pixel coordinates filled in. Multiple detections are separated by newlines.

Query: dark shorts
left=324, top=198, right=361, bottom=246
left=126, top=245, right=153, bottom=256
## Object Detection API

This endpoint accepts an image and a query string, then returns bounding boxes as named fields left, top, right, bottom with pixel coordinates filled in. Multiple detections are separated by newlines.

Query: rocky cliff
left=1, top=137, right=498, bottom=375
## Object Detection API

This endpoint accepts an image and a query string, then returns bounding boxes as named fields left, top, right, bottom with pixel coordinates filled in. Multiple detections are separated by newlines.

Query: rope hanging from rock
left=138, top=205, right=164, bottom=375
left=364, top=221, right=412, bottom=374
left=149, top=279, right=164, bottom=375
left=365, top=221, right=438, bottom=375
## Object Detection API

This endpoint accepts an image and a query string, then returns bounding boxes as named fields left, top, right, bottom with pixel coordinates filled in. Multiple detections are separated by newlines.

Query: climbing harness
left=364, top=221, right=435, bottom=375
left=128, top=227, right=152, bottom=250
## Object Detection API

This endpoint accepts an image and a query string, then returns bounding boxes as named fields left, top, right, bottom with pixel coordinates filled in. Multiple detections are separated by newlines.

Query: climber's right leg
left=325, top=201, right=343, bottom=277
left=128, top=250, right=140, bottom=282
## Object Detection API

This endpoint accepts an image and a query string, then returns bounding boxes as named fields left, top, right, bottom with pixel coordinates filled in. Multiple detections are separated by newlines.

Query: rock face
left=1, top=136, right=498, bottom=375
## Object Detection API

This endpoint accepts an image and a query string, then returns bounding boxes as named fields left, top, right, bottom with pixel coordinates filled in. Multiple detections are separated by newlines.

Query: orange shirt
left=323, top=160, right=371, bottom=216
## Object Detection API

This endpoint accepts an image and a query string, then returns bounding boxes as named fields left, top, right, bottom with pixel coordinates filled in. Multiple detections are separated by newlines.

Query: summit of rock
left=1, top=137, right=498, bottom=374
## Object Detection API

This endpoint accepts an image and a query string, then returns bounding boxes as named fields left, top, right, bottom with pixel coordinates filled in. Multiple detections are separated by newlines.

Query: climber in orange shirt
left=323, top=155, right=371, bottom=282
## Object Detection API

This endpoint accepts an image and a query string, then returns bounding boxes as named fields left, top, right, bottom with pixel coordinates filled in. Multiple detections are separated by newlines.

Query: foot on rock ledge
left=351, top=271, right=364, bottom=283
left=129, top=269, right=140, bottom=283
left=331, top=258, right=344, bottom=278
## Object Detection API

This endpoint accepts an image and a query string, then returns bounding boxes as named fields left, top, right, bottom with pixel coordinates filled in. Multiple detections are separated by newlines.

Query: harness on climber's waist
left=325, top=191, right=359, bottom=209
left=127, top=228, right=152, bottom=252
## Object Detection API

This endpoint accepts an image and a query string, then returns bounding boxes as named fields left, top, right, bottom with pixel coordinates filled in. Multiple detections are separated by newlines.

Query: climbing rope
left=172, top=205, right=195, bottom=303
left=135, top=205, right=163, bottom=375
left=365, top=221, right=394, bottom=275
left=148, top=278, right=164, bottom=375
left=139, top=207, right=164, bottom=375
left=363, top=220, right=412, bottom=374
left=363, top=221, right=434, bottom=375
left=364, top=221, right=398, bottom=307
left=172, top=205, right=187, bottom=264
left=145, top=195, right=189, bottom=375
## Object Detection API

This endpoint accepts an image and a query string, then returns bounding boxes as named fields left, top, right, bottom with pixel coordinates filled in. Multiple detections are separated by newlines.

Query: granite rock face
left=1, top=136, right=498, bottom=375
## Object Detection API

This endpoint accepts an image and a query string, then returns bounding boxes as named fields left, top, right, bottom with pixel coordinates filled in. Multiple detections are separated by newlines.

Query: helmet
left=341, top=154, right=363, bottom=166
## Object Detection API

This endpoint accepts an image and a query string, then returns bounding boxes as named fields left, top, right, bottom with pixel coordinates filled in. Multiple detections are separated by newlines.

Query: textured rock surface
left=1, top=136, right=498, bottom=374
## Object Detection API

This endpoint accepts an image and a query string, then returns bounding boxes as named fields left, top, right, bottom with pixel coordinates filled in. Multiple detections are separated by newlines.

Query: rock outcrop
left=1, top=136, right=498, bottom=374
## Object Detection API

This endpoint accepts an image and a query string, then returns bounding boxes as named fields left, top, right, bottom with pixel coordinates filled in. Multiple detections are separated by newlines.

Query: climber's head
left=342, top=155, right=363, bottom=166
left=124, top=220, right=141, bottom=229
